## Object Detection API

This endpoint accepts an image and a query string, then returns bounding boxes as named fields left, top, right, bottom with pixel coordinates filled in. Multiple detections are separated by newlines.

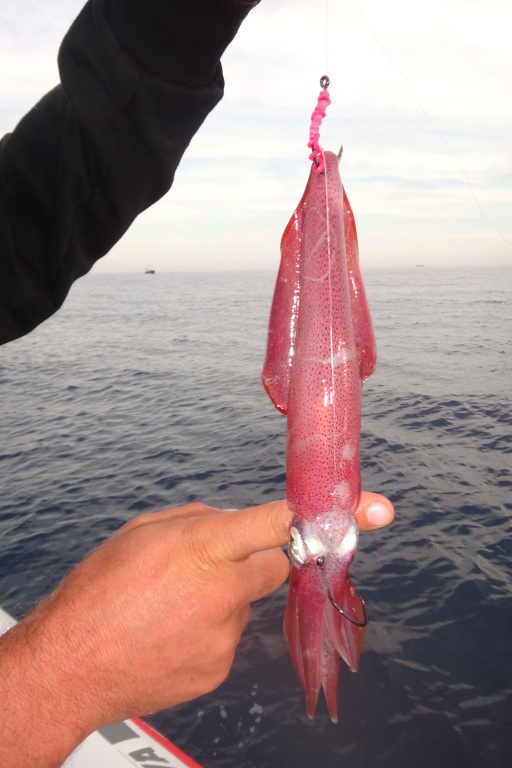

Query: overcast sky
left=1, top=0, right=511, bottom=271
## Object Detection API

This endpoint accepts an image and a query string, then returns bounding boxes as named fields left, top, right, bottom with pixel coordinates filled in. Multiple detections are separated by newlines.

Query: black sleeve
left=0, top=0, right=259, bottom=345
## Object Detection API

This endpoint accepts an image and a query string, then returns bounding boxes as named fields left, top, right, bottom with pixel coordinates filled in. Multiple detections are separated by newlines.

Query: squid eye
left=316, top=556, right=325, bottom=568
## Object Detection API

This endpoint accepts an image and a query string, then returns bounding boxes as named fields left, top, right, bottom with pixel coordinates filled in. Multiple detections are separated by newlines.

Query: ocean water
left=0, top=267, right=511, bottom=768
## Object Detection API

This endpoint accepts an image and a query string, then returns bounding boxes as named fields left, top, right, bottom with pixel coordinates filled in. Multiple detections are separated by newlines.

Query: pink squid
left=262, top=150, right=376, bottom=722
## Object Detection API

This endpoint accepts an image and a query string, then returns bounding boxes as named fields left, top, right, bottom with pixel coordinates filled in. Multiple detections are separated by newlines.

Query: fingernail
left=366, top=502, right=390, bottom=527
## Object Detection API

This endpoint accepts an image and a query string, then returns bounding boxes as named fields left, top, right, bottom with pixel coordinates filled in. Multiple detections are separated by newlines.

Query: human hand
left=21, top=502, right=290, bottom=731
left=31, top=493, right=393, bottom=723
left=0, top=494, right=393, bottom=767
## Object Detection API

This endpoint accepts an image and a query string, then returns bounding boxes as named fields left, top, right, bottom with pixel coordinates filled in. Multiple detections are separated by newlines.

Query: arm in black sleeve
left=0, top=0, right=259, bottom=345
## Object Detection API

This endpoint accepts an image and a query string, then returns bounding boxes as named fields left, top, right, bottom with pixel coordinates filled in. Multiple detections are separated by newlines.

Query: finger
left=214, top=549, right=289, bottom=622
left=198, top=500, right=293, bottom=563
left=237, top=547, right=290, bottom=603
left=355, top=492, right=394, bottom=531
left=234, top=603, right=251, bottom=636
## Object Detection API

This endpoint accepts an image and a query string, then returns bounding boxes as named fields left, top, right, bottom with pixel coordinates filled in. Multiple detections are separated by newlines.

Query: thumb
left=199, top=500, right=293, bottom=563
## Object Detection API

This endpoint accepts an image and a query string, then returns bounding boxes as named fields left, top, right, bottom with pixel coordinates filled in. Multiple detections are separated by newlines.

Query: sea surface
left=1, top=267, right=511, bottom=768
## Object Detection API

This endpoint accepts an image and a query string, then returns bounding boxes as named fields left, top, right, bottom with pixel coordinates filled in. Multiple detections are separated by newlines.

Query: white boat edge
left=0, top=606, right=202, bottom=768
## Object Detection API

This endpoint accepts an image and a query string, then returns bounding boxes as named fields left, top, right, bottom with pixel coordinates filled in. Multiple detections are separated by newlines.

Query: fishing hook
left=328, top=590, right=368, bottom=628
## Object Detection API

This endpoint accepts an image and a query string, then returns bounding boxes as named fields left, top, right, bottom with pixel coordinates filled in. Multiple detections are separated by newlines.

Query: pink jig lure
left=262, top=88, right=376, bottom=722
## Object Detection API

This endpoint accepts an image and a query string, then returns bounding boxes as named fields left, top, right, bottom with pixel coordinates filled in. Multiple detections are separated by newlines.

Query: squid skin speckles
left=262, top=151, right=376, bottom=722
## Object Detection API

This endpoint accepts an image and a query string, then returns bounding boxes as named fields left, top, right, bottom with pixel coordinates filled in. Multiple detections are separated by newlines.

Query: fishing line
left=321, top=2, right=338, bottom=474
left=307, top=79, right=338, bottom=478
left=325, top=0, right=329, bottom=77
left=323, top=151, right=339, bottom=481
left=311, top=0, right=337, bottom=475
left=353, top=0, right=512, bottom=249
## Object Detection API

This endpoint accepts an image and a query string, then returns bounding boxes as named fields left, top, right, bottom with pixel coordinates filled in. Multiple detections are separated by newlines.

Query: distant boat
left=416, top=264, right=425, bottom=268
left=145, top=269, right=155, bottom=274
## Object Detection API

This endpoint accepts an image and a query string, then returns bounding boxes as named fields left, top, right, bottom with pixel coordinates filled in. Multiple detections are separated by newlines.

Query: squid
left=262, top=150, right=376, bottom=722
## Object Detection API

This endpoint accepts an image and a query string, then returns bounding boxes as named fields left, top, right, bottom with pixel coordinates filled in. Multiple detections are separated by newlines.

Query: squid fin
left=262, top=174, right=313, bottom=413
